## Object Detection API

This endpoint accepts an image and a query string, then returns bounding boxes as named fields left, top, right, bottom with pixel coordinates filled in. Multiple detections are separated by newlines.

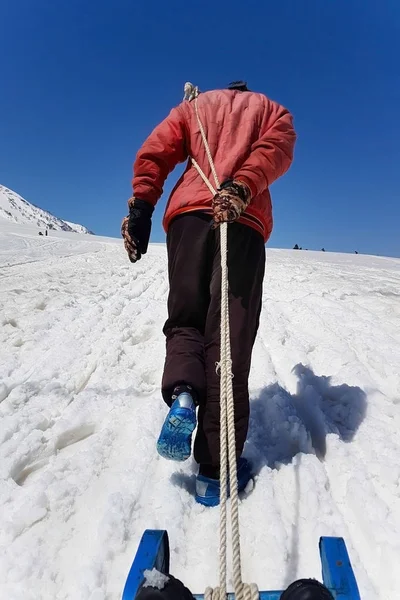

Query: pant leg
left=161, top=213, right=213, bottom=406
left=193, top=222, right=265, bottom=467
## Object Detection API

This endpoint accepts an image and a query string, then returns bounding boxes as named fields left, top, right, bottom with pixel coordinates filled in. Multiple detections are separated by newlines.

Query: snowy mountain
left=0, top=224, right=399, bottom=600
left=0, top=184, right=93, bottom=234
left=63, top=220, right=93, bottom=235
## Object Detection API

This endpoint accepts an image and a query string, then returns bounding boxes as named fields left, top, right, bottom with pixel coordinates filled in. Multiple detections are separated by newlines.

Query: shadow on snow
left=246, top=363, right=367, bottom=472
left=245, top=363, right=367, bottom=586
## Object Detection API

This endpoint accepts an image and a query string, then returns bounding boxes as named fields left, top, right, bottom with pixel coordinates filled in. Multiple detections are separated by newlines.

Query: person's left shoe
left=195, top=457, right=253, bottom=507
left=135, top=574, right=194, bottom=600
left=156, top=385, right=197, bottom=462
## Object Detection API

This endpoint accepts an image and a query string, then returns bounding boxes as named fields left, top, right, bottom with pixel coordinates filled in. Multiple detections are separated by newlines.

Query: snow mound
left=0, top=184, right=93, bottom=234
left=143, top=569, right=169, bottom=589
left=0, top=225, right=399, bottom=600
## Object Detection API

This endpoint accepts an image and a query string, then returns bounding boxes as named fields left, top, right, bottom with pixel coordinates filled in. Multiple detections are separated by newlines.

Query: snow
left=143, top=569, right=169, bottom=589
left=0, top=221, right=400, bottom=600
left=0, top=184, right=93, bottom=234
left=64, top=220, right=93, bottom=235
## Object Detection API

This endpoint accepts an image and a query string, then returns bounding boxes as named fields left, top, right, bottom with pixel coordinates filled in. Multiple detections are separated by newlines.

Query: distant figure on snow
left=121, top=80, right=296, bottom=506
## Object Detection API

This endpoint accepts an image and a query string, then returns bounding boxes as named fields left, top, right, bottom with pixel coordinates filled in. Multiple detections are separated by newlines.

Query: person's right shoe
left=280, top=579, right=334, bottom=599
left=156, top=385, right=197, bottom=462
left=195, top=457, right=252, bottom=507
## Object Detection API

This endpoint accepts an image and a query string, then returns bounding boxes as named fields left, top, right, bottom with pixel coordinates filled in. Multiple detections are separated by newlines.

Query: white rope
left=184, top=82, right=259, bottom=600
left=192, top=96, right=220, bottom=192
left=191, top=156, right=216, bottom=196
left=204, top=584, right=260, bottom=600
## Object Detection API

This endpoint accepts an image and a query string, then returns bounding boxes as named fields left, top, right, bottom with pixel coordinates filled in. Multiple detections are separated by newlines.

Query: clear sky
left=1, top=0, right=399, bottom=257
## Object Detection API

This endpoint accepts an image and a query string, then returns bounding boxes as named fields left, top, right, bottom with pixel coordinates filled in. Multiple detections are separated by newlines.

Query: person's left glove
left=121, top=197, right=154, bottom=263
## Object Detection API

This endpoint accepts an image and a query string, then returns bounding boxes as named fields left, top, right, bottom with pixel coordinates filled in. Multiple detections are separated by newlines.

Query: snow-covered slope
left=0, top=184, right=93, bottom=234
left=0, top=224, right=399, bottom=600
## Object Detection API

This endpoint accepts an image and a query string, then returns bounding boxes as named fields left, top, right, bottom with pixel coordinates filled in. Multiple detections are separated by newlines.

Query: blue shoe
left=236, top=457, right=253, bottom=492
left=157, top=386, right=197, bottom=461
left=195, top=458, right=252, bottom=507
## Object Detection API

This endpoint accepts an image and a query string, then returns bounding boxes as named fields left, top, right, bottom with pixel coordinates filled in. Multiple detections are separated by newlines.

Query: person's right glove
left=121, top=197, right=154, bottom=263
left=211, top=180, right=251, bottom=227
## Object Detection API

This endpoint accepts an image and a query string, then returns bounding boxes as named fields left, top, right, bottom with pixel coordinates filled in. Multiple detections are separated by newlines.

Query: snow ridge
left=0, top=184, right=93, bottom=234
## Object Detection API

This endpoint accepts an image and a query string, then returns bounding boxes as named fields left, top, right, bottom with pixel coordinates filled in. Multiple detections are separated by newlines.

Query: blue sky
left=1, top=0, right=399, bottom=257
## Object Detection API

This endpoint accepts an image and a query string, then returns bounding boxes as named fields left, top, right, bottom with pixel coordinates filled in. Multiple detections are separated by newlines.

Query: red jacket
left=132, top=89, right=296, bottom=242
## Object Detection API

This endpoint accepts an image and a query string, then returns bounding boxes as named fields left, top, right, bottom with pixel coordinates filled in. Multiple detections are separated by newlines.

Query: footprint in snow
left=55, top=423, right=96, bottom=452
left=11, top=424, right=96, bottom=486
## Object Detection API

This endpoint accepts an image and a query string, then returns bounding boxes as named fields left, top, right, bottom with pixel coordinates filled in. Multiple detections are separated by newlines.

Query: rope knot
left=215, top=359, right=234, bottom=378
left=183, top=82, right=199, bottom=101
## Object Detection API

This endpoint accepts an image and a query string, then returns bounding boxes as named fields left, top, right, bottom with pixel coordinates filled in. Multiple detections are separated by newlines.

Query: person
left=135, top=575, right=334, bottom=599
left=122, top=80, right=296, bottom=506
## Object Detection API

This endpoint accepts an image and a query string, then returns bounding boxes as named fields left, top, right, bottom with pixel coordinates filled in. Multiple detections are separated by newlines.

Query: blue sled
left=122, top=530, right=361, bottom=599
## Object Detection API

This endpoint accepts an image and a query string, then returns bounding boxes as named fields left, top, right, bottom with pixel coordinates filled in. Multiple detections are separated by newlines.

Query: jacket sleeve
left=234, top=98, right=296, bottom=198
left=132, top=106, right=188, bottom=206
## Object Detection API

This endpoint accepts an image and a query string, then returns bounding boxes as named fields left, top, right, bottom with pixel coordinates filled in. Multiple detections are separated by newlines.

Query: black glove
left=121, top=198, right=154, bottom=263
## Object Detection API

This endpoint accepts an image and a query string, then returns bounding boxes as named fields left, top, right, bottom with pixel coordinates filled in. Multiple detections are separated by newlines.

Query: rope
left=204, top=584, right=260, bottom=600
left=185, top=82, right=259, bottom=600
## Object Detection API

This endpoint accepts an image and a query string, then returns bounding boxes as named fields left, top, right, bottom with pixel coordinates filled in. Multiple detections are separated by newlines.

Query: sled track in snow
left=0, top=230, right=400, bottom=599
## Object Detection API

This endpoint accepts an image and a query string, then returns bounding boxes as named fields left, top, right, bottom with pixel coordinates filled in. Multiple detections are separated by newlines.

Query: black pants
left=161, top=212, right=265, bottom=468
